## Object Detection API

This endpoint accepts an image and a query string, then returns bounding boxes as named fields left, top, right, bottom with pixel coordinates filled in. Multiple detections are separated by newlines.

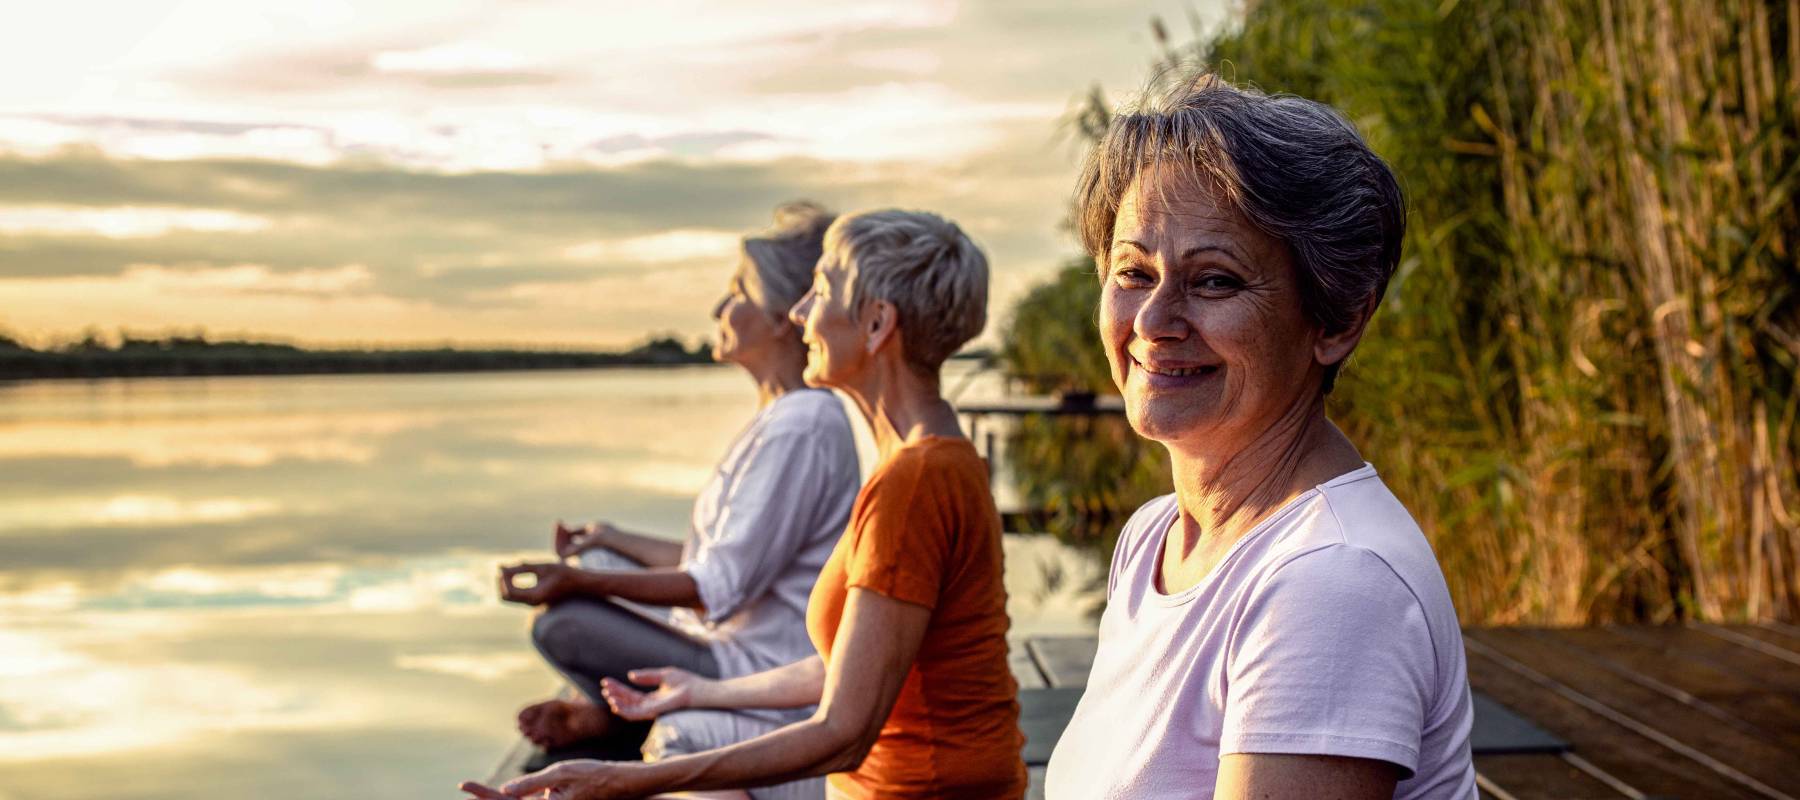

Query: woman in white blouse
left=495, top=202, right=860, bottom=800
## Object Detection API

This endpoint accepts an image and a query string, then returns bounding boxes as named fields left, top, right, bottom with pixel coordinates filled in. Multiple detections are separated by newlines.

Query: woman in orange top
left=459, top=209, right=1025, bottom=800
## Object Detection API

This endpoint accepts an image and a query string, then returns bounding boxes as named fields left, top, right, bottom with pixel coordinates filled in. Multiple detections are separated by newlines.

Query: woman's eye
left=1194, top=274, right=1241, bottom=293
left=1111, top=266, right=1152, bottom=288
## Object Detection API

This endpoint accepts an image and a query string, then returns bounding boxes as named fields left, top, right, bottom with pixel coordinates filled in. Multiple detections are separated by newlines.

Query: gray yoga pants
left=531, top=597, right=721, bottom=706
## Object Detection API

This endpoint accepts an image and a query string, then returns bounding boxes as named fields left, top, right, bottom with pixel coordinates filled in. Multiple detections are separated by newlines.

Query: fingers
left=599, top=679, right=644, bottom=718
left=497, top=563, right=555, bottom=604
left=501, top=763, right=566, bottom=796
left=626, top=668, right=667, bottom=687
left=458, top=781, right=513, bottom=799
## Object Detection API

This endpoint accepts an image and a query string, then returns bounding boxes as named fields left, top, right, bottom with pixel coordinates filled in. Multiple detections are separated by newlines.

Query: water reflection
left=0, top=366, right=1101, bottom=799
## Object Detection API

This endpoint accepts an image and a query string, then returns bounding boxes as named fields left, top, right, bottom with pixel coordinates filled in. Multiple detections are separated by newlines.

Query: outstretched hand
left=497, top=562, right=577, bottom=606
left=459, top=759, right=642, bottom=800
left=601, top=667, right=703, bottom=721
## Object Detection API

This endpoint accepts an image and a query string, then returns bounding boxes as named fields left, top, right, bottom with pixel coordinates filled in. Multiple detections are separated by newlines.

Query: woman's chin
left=1125, top=404, right=1213, bottom=446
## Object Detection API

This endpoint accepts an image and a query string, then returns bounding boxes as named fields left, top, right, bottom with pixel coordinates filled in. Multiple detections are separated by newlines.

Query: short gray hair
left=742, top=201, right=835, bottom=316
left=1075, top=71, right=1405, bottom=391
left=826, top=209, right=989, bottom=373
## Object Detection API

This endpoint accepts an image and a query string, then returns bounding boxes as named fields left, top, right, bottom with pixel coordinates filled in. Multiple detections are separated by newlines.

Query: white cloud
left=394, top=651, right=537, bottom=682
left=133, top=565, right=346, bottom=600
left=561, top=229, right=742, bottom=265
left=373, top=41, right=541, bottom=75
left=117, top=263, right=374, bottom=295
left=0, top=629, right=357, bottom=761
left=0, top=494, right=281, bottom=533
left=0, top=205, right=270, bottom=238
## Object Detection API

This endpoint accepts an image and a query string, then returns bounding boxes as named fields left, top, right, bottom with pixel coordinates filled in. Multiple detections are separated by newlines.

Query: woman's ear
left=1314, top=294, right=1378, bottom=369
left=864, top=300, right=899, bottom=356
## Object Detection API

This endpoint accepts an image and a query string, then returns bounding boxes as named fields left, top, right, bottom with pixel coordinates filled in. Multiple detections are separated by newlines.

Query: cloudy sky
left=0, top=0, right=1227, bottom=349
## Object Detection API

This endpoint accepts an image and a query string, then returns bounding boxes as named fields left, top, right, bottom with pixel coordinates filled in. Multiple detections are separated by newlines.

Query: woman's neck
left=1166, top=394, right=1360, bottom=555
left=745, top=345, right=808, bottom=408
left=844, top=359, right=960, bottom=458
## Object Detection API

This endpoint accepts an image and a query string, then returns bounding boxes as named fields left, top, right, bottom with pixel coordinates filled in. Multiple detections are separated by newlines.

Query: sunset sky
left=0, top=0, right=1226, bottom=349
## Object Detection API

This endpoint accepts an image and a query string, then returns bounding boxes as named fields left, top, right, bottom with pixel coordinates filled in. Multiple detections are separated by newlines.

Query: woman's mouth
left=1131, top=356, right=1218, bottom=386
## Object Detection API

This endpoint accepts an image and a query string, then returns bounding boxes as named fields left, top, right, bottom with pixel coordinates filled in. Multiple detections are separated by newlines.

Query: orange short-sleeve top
left=805, top=436, right=1026, bottom=799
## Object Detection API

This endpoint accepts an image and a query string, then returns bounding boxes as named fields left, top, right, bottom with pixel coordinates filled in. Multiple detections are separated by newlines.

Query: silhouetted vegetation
left=0, top=332, right=714, bottom=380
left=1003, top=1, right=1800, bottom=624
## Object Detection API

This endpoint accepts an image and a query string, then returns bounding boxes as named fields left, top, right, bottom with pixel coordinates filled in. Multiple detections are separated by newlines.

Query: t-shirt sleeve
left=840, top=457, right=948, bottom=610
left=682, top=428, right=838, bottom=623
left=1220, top=544, right=1435, bottom=777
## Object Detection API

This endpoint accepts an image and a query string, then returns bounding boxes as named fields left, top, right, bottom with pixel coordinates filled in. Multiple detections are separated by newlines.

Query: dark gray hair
left=742, top=201, right=836, bottom=317
left=826, top=208, right=989, bottom=374
left=1075, top=71, right=1405, bottom=392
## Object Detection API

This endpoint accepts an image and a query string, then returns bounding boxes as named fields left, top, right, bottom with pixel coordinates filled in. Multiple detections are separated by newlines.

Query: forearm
left=571, top=568, right=704, bottom=610
left=691, top=656, right=825, bottom=711
left=594, top=527, right=683, bottom=568
left=625, top=712, right=864, bottom=795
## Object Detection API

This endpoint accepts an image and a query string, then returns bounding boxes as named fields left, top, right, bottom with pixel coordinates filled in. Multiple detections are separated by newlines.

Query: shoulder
left=1300, top=466, right=1456, bottom=614
left=760, top=389, right=853, bottom=440
left=854, top=439, right=989, bottom=528
left=1113, top=493, right=1178, bottom=565
left=873, top=437, right=981, bottom=483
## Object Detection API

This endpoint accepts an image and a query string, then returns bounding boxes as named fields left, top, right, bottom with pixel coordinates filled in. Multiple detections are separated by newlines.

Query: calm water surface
left=0, top=365, right=1100, bottom=800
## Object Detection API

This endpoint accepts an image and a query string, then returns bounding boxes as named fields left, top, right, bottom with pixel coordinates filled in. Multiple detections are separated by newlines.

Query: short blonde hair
left=826, top=209, right=988, bottom=373
left=742, top=201, right=835, bottom=317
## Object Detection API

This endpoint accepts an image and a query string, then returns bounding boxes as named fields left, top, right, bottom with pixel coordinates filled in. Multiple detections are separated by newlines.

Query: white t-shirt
left=671, top=389, right=861, bottom=683
left=1044, top=464, right=1476, bottom=799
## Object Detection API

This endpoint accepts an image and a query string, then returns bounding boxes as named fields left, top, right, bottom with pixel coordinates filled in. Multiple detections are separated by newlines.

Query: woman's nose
left=1134, top=282, right=1190, bottom=342
left=788, top=291, right=813, bottom=326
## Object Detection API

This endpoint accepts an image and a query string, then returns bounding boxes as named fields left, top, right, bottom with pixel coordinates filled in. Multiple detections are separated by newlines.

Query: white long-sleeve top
left=669, top=388, right=861, bottom=693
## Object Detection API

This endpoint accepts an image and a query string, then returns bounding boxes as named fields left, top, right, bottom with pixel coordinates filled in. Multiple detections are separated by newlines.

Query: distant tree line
left=0, top=331, right=714, bottom=379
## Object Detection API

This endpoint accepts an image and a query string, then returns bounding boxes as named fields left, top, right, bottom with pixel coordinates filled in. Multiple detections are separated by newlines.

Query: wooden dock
left=495, top=624, right=1800, bottom=798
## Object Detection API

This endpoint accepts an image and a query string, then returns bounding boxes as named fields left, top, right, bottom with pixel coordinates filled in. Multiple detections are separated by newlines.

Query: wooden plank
left=1747, top=621, right=1800, bottom=647
left=1698, top=623, right=1800, bottom=667
left=1025, top=765, right=1048, bottom=800
left=1009, top=639, right=1048, bottom=690
left=1026, top=636, right=1097, bottom=688
left=487, top=736, right=538, bottom=785
left=1472, top=629, right=1800, bottom=797
left=1547, top=627, right=1800, bottom=753
left=1470, top=691, right=1568, bottom=754
left=1018, top=687, right=1084, bottom=766
left=1473, top=753, right=1635, bottom=800
left=1464, top=638, right=1767, bottom=799
left=1606, top=625, right=1800, bottom=694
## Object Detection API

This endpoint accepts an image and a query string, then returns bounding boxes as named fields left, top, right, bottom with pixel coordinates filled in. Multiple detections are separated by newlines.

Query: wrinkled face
left=787, top=254, right=864, bottom=389
left=709, top=255, right=786, bottom=367
left=1099, top=168, right=1323, bottom=453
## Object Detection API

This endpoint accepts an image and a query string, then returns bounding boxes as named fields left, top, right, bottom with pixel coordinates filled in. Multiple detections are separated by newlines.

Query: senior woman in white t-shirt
left=1043, top=73, right=1476, bottom=800
left=495, top=202, right=860, bottom=800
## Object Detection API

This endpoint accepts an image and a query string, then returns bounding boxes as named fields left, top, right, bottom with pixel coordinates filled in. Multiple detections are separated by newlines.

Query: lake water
left=0, top=365, right=1102, bottom=800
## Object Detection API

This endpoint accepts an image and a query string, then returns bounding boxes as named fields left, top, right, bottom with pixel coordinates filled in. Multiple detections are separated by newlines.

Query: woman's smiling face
left=1098, top=167, right=1325, bottom=453
left=787, top=254, right=865, bottom=389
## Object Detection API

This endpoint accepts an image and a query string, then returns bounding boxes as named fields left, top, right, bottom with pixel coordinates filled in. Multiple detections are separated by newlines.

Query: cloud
left=561, top=229, right=742, bottom=265
left=372, top=41, right=546, bottom=78
left=115, top=263, right=375, bottom=296
left=0, top=137, right=1082, bottom=345
left=393, top=651, right=537, bottom=682
left=0, top=204, right=271, bottom=238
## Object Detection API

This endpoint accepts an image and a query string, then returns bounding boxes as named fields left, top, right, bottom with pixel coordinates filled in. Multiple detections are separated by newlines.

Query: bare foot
left=516, top=695, right=613, bottom=748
